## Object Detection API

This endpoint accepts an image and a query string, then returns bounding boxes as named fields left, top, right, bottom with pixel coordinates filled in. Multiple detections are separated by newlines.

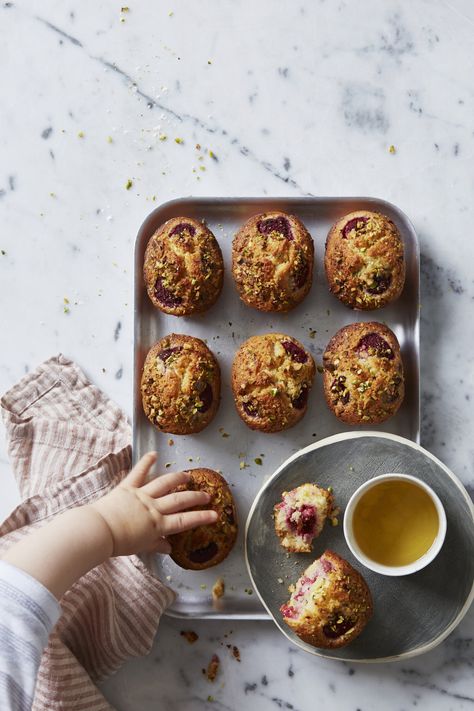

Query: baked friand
left=322, top=322, right=404, bottom=424
left=141, top=334, right=220, bottom=434
left=232, top=333, right=316, bottom=432
left=325, top=210, right=405, bottom=310
left=280, top=550, right=373, bottom=649
left=274, top=484, right=336, bottom=553
left=169, top=468, right=238, bottom=570
left=144, top=217, right=224, bottom=316
left=232, top=212, right=314, bottom=312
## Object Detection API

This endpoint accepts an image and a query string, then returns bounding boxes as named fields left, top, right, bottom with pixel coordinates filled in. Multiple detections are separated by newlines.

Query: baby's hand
left=89, top=452, right=217, bottom=556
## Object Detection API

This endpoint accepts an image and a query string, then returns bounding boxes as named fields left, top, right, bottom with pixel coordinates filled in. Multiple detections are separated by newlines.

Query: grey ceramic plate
left=245, top=432, right=474, bottom=661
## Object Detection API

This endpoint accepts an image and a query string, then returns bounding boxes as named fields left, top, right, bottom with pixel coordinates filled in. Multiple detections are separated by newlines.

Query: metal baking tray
left=133, top=197, right=420, bottom=619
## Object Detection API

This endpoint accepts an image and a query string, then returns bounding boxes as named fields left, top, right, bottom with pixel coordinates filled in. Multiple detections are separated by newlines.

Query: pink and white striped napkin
left=0, top=355, right=175, bottom=710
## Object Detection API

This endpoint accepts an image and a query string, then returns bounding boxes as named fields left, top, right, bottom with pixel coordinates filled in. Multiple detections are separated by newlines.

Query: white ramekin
left=343, top=473, right=447, bottom=576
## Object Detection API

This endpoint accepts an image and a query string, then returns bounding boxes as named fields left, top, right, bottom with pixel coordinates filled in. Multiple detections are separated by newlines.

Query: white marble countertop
left=1, top=0, right=473, bottom=709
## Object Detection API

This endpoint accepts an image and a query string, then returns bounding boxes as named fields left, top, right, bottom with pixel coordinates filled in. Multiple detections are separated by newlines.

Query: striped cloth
left=0, top=355, right=175, bottom=711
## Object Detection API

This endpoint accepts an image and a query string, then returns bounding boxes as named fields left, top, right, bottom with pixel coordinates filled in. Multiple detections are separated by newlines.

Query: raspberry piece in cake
left=273, top=483, right=335, bottom=553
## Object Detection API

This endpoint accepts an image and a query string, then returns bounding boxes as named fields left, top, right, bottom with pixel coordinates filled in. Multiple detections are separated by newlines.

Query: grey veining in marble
left=1, top=0, right=473, bottom=709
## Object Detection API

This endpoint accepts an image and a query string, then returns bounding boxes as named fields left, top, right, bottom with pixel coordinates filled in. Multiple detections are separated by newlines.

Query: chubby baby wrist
left=78, top=504, right=116, bottom=560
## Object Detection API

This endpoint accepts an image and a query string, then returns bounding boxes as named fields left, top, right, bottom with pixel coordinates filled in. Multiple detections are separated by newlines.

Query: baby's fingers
left=125, top=452, right=158, bottom=488
left=156, top=490, right=210, bottom=515
left=162, top=509, right=218, bottom=536
left=142, top=470, right=190, bottom=498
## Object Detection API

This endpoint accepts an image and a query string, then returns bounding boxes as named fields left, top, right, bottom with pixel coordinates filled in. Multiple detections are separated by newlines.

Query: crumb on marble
left=125, top=179, right=133, bottom=190
left=204, top=654, right=220, bottom=682
left=180, top=630, right=198, bottom=644
left=389, top=144, right=396, bottom=154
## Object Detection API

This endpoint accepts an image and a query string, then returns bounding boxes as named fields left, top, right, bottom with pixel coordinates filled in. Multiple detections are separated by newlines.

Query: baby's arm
left=0, top=452, right=215, bottom=710
left=2, top=452, right=217, bottom=599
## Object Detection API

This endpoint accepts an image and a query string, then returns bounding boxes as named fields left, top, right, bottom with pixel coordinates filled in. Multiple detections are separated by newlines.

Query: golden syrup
left=353, top=480, right=439, bottom=566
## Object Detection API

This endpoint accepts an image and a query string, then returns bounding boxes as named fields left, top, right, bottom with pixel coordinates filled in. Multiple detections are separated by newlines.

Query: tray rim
left=245, top=430, right=474, bottom=662
left=133, top=195, right=421, bottom=620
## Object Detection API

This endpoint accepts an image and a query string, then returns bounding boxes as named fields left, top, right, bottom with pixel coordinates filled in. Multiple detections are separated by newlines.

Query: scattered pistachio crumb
left=200, top=584, right=207, bottom=590
left=209, top=150, right=217, bottom=160
left=254, top=457, right=263, bottom=466
left=207, top=697, right=215, bottom=703
left=63, top=297, right=69, bottom=304
left=159, top=133, right=167, bottom=141
left=168, top=10, right=174, bottom=17
left=331, top=517, right=339, bottom=527
left=389, top=144, right=396, bottom=154
left=207, top=59, right=212, bottom=65
left=125, top=179, right=133, bottom=190
left=1, top=250, right=6, bottom=256
left=77, top=131, right=84, bottom=138
left=107, top=135, right=113, bottom=143
left=121, top=5, right=129, bottom=11
left=174, top=137, right=184, bottom=144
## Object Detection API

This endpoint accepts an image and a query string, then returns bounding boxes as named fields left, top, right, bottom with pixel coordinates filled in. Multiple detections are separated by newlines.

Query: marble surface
left=1, top=0, right=474, bottom=709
